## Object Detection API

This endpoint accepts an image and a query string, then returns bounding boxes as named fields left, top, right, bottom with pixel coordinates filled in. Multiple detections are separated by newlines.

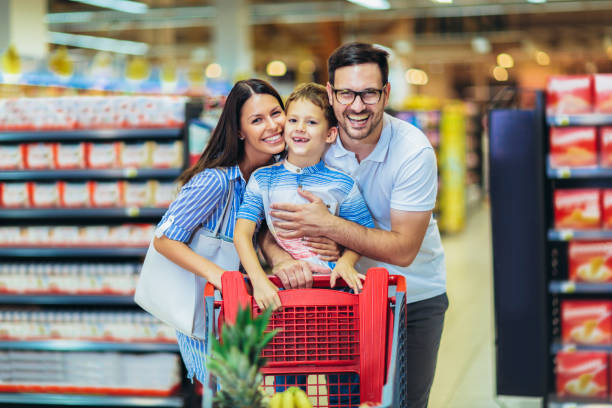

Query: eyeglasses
left=331, top=86, right=385, bottom=105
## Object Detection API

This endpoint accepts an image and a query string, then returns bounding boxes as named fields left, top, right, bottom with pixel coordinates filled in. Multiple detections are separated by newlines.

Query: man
left=262, top=42, right=447, bottom=407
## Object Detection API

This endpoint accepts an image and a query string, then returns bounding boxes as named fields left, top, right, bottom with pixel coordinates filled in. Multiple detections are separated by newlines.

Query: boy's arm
left=332, top=249, right=365, bottom=293
left=234, top=218, right=281, bottom=311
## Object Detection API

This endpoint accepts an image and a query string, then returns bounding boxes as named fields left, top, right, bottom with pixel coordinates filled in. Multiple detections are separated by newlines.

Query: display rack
left=0, top=100, right=203, bottom=407
left=490, top=92, right=612, bottom=406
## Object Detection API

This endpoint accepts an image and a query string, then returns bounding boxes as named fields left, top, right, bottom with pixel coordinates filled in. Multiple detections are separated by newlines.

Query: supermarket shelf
left=0, top=294, right=135, bottom=305
left=548, top=229, right=612, bottom=241
left=0, top=208, right=166, bottom=219
left=0, top=247, right=147, bottom=258
left=547, top=113, right=612, bottom=126
left=0, top=127, right=182, bottom=142
left=0, top=340, right=178, bottom=352
left=549, top=280, right=612, bottom=294
left=547, top=161, right=612, bottom=179
left=548, top=395, right=612, bottom=407
left=550, top=341, right=612, bottom=354
left=0, top=393, right=183, bottom=407
left=0, top=168, right=182, bottom=181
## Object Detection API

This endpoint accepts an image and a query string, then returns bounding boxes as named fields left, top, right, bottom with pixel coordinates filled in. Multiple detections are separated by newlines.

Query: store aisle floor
left=428, top=202, right=539, bottom=408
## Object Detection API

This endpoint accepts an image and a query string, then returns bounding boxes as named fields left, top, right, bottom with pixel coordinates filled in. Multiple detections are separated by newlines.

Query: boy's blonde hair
left=285, top=83, right=337, bottom=128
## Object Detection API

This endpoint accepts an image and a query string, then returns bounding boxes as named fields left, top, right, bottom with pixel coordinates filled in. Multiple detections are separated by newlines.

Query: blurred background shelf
left=0, top=340, right=178, bottom=352
left=0, top=208, right=166, bottom=219
left=0, top=168, right=182, bottom=181
left=0, top=128, right=182, bottom=142
left=0, top=393, right=183, bottom=407
left=548, top=229, right=612, bottom=241
left=0, top=294, right=135, bottom=305
left=0, top=247, right=148, bottom=258
left=547, top=113, right=612, bottom=127
left=549, top=281, right=612, bottom=294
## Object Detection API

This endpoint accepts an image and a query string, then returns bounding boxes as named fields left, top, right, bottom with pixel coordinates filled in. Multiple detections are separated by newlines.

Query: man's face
left=327, top=63, right=390, bottom=143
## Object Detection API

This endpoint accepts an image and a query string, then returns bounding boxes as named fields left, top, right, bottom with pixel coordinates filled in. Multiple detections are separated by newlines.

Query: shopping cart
left=202, top=267, right=408, bottom=408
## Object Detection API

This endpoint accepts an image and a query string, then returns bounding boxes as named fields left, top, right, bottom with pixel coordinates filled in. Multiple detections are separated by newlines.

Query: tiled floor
left=428, top=202, right=542, bottom=408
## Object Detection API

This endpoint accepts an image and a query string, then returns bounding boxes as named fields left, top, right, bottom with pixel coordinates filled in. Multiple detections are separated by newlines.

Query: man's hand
left=270, top=189, right=335, bottom=239
left=331, top=260, right=366, bottom=294
left=272, top=259, right=313, bottom=289
left=303, top=236, right=341, bottom=262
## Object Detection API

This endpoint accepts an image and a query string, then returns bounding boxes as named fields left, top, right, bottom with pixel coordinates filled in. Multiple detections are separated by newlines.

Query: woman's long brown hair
left=178, top=79, right=284, bottom=186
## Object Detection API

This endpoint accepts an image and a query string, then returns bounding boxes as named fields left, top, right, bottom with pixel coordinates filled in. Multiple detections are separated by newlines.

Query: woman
left=153, top=78, right=286, bottom=384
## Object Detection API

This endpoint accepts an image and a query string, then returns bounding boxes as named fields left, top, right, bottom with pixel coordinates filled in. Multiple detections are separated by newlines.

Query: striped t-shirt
left=237, top=159, right=374, bottom=271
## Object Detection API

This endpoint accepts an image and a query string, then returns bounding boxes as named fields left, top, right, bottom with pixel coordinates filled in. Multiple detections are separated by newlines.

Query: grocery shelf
left=0, top=127, right=182, bottom=142
left=547, top=159, right=612, bottom=179
left=549, top=280, right=612, bottom=294
left=548, top=395, right=612, bottom=407
left=547, top=113, right=612, bottom=126
left=550, top=341, right=612, bottom=354
left=0, top=247, right=147, bottom=258
left=0, top=168, right=182, bottom=181
left=0, top=340, right=178, bottom=352
left=0, top=208, right=166, bottom=219
left=548, top=229, right=612, bottom=241
left=0, top=393, right=183, bottom=407
left=0, top=294, right=135, bottom=305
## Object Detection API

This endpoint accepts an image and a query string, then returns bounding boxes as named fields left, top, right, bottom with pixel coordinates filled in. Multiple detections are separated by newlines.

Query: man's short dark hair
left=327, top=42, right=389, bottom=87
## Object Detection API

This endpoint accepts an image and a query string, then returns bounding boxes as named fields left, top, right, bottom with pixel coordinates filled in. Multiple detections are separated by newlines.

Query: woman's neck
left=239, top=154, right=273, bottom=182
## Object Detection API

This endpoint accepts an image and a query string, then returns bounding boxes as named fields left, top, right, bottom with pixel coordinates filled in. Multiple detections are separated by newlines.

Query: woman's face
left=240, top=93, right=286, bottom=164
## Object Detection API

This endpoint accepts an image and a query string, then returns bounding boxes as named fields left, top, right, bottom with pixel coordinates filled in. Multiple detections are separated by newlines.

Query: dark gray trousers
left=403, top=292, right=449, bottom=408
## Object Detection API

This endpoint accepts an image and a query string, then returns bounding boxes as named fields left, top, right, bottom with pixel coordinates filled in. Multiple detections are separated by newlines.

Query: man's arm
left=271, top=189, right=430, bottom=267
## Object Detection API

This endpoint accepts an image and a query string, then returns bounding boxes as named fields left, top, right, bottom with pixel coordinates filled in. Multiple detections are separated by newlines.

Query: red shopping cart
left=202, top=267, right=408, bottom=408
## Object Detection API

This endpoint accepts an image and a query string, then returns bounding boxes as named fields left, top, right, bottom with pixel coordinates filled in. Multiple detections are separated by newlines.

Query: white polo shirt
left=323, top=113, right=446, bottom=303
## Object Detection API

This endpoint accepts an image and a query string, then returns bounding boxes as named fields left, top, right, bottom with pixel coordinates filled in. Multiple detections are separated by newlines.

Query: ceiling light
left=405, top=69, right=429, bottom=86
left=345, top=0, right=390, bottom=10
left=527, top=0, right=546, bottom=3
left=432, top=0, right=453, bottom=3
left=535, top=51, right=550, bottom=66
left=205, top=63, right=222, bottom=79
left=48, top=32, right=149, bottom=55
left=493, top=66, right=508, bottom=82
left=69, top=0, right=148, bottom=14
left=266, top=60, right=287, bottom=77
left=497, top=53, right=514, bottom=68
left=607, top=46, right=612, bottom=59
left=471, top=37, right=491, bottom=54
left=298, top=60, right=316, bottom=74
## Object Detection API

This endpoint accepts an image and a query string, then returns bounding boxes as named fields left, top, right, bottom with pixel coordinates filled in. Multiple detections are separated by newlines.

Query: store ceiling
left=46, top=0, right=612, bottom=78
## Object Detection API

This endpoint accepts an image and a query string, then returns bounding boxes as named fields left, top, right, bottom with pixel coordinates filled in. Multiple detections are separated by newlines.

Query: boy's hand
left=252, top=277, right=282, bottom=311
left=331, top=260, right=366, bottom=294
left=303, top=236, right=341, bottom=262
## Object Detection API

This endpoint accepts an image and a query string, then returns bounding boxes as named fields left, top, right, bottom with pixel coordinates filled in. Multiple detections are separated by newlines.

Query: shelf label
left=126, top=207, right=140, bottom=217
left=561, top=281, right=576, bottom=293
left=557, top=167, right=571, bottom=178
left=562, top=344, right=577, bottom=352
left=560, top=404, right=578, bottom=408
left=559, top=230, right=574, bottom=241
left=123, top=168, right=138, bottom=178
left=555, top=115, right=570, bottom=126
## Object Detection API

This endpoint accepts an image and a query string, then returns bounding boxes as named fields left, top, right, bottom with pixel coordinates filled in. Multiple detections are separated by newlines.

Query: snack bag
left=90, top=181, right=124, bottom=207
left=24, top=143, right=55, bottom=169
left=54, top=143, right=85, bottom=169
left=604, top=190, right=612, bottom=229
left=601, top=127, right=612, bottom=168
left=554, top=189, right=601, bottom=229
left=120, top=142, right=153, bottom=168
left=0, top=145, right=24, bottom=170
left=594, top=74, right=612, bottom=113
left=549, top=127, right=597, bottom=168
left=569, top=241, right=612, bottom=282
left=0, top=183, right=29, bottom=208
left=556, top=351, right=608, bottom=398
left=58, top=182, right=90, bottom=208
left=151, top=141, right=183, bottom=168
left=547, top=75, right=593, bottom=115
left=124, top=181, right=154, bottom=207
left=86, top=142, right=120, bottom=169
left=562, top=300, right=612, bottom=345
left=28, top=182, right=59, bottom=208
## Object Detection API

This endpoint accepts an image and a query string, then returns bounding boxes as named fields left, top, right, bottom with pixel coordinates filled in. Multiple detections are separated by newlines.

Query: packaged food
left=80, top=226, right=110, bottom=246
left=556, top=351, right=608, bottom=398
left=604, top=190, right=612, bottom=229
left=0, top=227, right=22, bottom=245
left=569, top=241, right=612, bottom=282
left=549, top=127, right=597, bottom=168
left=152, top=181, right=177, bottom=207
left=86, top=142, right=120, bottom=169
left=0, top=145, right=24, bottom=169
left=0, top=183, right=29, bottom=208
left=547, top=75, right=593, bottom=115
left=151, top=141, right=183, bottom=168
left=24, top=143, right=55, bottom=169
left=23, top=227, right=52, bottom=245
left=120, top=142, right=153, bottom=168
left=601, top=127, right=612, bottom=168
left=29, top=182, right=59, bottom=208
left=562, top=300, right=612, bottom=345
left=89, top=97, right=118, bottom=129
left=54, top=143, right=85, bottom=169
left=594, top=74, right=612, bottom=113
left=50, top=227, right=81, bottom=246
left=124, top=181, right=154, bottom=207
left=90, top=181, right=124, bottom=207
left=58, top=182, right=90, bottom=208
left=127, top=224, right=154, bottom=246
left=554, top=189, right=601, bottom=229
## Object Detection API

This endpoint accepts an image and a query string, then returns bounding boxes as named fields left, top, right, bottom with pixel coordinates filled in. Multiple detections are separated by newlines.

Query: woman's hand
left=303, top=236, right=341, bottom=262
left=331, top=260, right=366, bottom=294
left=252, top=277, right=282, bottom=311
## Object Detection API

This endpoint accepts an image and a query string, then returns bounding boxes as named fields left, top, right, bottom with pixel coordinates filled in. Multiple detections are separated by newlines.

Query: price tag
left=562, top=344, right=577, bottom=352
left=559, top=230, right=574, bottom=241
left=124, top=168, right=138, bottom=178
left=561, top=281, right=576, bottom=293
left=555, top=115, right=570, bottom=126
left=126, top=207, right=140, bottom=217
left=557, top=167, right=571, bottom=178
left=560, top=404, right=578, bottom=408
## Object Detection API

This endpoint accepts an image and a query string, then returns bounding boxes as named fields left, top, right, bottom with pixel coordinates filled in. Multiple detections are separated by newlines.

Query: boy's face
left=284, top=98, right=337, bottom=164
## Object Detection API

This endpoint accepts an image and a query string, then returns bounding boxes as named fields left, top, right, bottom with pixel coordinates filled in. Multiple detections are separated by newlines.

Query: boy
left=234, top=83, right=374, bottom=311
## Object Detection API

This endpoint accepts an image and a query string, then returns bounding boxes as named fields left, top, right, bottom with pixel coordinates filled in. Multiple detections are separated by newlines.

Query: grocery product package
left=549, top=127, right=597, bottom=168
left=547, top=75, right=593, bottom=115
left=86, top=142, right=120, bottom=168
left=0, top=145, right=24, bottom=170
left=594, top=74, right=612, bottom=113
left=569, top=241, right=612, bottom=282
left=561, top=300, right=612, bottom=344
left=54, top=143, right=86, bottom=169
left=604, top=190, right=612, bottom=229
left=151, top=141, right=183, bottom=168
left=58, top=182, right=90, bottom=208
left=556, top=351, right=608, bottom=398
left=120, top=142, right=153, bottom=168
left=601, top=127, right=612, bottom=168
left=89, top=181, right=124, bottom=207
left=0, top=183, right=29, bottom=208
left=24, top=143, right=55, bottom=169
left=554, top=189, right=601, bottom=229
left=124, top=181, right=154, bottom=207
left=29, top=182, right=59, bottom=208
